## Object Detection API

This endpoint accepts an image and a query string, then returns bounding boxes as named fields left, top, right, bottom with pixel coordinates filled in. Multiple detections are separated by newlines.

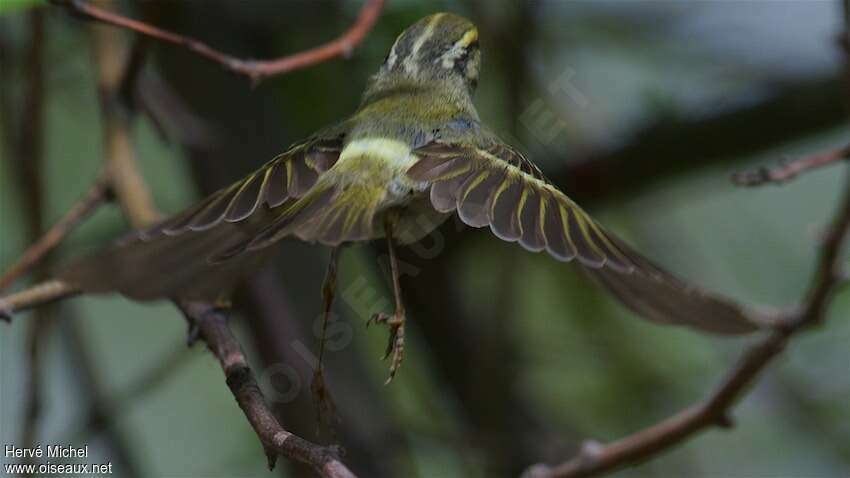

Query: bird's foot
left=367, top=311, right=405, bottom=384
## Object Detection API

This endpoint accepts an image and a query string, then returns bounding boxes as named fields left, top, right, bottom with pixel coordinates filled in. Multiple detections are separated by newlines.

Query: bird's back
left=265, top=84, right=474, bottom=247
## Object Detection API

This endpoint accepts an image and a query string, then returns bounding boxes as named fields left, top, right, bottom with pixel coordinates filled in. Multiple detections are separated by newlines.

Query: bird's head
left=368, top=13, right=481, bottom=98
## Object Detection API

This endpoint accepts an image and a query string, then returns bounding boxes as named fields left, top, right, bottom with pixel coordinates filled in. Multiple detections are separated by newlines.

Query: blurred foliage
left=1, top=1, right=849, bottom=477
left=0, top=0, right=43, bottom=15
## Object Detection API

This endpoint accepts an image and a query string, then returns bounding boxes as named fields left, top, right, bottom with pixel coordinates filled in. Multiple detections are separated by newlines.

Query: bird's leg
left=368, top=213, right=406, bottom=384
left=311, top=247, right=340, bottom=433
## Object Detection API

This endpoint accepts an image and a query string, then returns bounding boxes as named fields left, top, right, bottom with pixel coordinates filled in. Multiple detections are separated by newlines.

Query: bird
left=53, top=12, right=762, bottom=382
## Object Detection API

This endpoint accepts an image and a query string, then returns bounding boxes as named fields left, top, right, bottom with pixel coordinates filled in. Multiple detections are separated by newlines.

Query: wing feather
left=185, top=185, right=241, bottom=232
left=518, top=186, right=546, bottom=252
left=409, top=138, right=763, bottom=335
left=265, top=159, right=290, bottom=208
left=140, top=137, right=342, bottom=240
left=458, top=169, right=504, bottom=227
left=431, top=168, right=475, bottom=213
left=489, top=176, right=524, bottom=241
left=225, top=172, right=265, bottom=222
left=563, top=204, right=606, bottom=268
left=542, top=200, right=576, bottom=261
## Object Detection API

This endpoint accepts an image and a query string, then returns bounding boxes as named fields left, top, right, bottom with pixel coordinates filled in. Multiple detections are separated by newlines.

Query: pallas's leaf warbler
left=56, top=13, right=762, bottom=380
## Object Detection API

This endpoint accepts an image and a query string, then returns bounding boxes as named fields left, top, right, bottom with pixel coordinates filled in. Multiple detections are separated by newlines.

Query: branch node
left=180, top=300, right=229, bottom=347
left=520, top=463, right=552, bottom=478
left=264, top=446, right=278, bottom=471
left=224, top=363, right=254, bottom=395
left=715, top=413, right=735, bottom=429
left=578, top=439, right=604, bottom=466
left=184, top=313, right=207, bottom=347
left=328, top=443, right=345, bottom=458
left=732, top=143, right=850, bottom=187
left=52, top=0, right=386, bottom=86
left=730, top=166, right=776, bottom=187
left=185, top=320, right=202, bottom=346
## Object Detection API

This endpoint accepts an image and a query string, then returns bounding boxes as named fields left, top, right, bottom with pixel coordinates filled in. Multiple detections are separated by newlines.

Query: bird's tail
left=56, top=219, right=271, bottom=302
left=54, top=178, right=386, bottom=301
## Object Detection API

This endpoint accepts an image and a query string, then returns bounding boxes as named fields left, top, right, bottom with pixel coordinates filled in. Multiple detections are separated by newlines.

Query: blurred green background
left=1, top=1, right=849, bottom=477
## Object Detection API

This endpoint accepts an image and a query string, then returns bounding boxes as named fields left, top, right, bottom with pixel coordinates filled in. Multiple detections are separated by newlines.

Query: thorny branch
left=50, top=0, right=386, bottom=84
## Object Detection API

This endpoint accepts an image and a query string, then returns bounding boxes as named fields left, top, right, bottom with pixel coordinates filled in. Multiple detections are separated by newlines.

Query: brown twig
left=179, top=301, right=356, bottom=478
left=83, top=5, right=359, bottom=475
left=0, top=5, right=366, bottom=474
left=89, top=6, right=160, bottom=228
left=1, top=2, right=364, bottom=474
left=16, top=13, right=49, bottom=470
left=51, top=0, right=386, bottom=84
left=0, top=171, right=110, bottom=292
left=526, top=12, right=850, bottom=471
left=563, top=75, right=845, bottom=204
left=732, top=143, right=850, bottom=186
left=0, top=280, right=77, bottom=321
left=5, top=3, right=844, bottom=476
left=524, top=162, right=850, bottom=478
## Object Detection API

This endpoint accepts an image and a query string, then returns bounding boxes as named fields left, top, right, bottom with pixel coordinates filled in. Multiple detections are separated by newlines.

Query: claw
left=368, top=311, right=406, bottom=383
left=367, top=311, right=389, bottom=329
left=383, top=325, right=396, bottom=360
left=384, top=319, right=405, bottom=385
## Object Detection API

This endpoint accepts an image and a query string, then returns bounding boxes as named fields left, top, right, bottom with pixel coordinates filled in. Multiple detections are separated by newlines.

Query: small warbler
left=59, top=13, right=761, bottom=381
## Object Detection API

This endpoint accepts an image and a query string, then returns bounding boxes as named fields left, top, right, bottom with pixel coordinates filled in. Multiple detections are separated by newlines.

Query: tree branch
left=0, top=279, right=77, bottom=321
left=0, top=4, right=364, bottom=474
left=3, top=4, right=846, bottom=476
left=732, top=143, right=850, bottom=187
left=524, top=160, right=850, bottom=478
left=12, top=13, right=51, bottom=471
left=559, top=76, right=845, bottom=203
left=89, top=8, right=160, bottom=228
left=51, top=0, right=386, bottom=84
left=178, top=301, right=356, bottom=478
left=85, top=4, right=359, bottom=475
left=0, top=171, right=110, bottom=291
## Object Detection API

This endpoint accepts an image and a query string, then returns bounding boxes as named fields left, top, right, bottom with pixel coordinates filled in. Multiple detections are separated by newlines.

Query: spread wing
left=407, top=135, right=762, bottom=334
left=57, top=129, right=345, bottom=301
left=140, top=134, right=344, bottom=240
